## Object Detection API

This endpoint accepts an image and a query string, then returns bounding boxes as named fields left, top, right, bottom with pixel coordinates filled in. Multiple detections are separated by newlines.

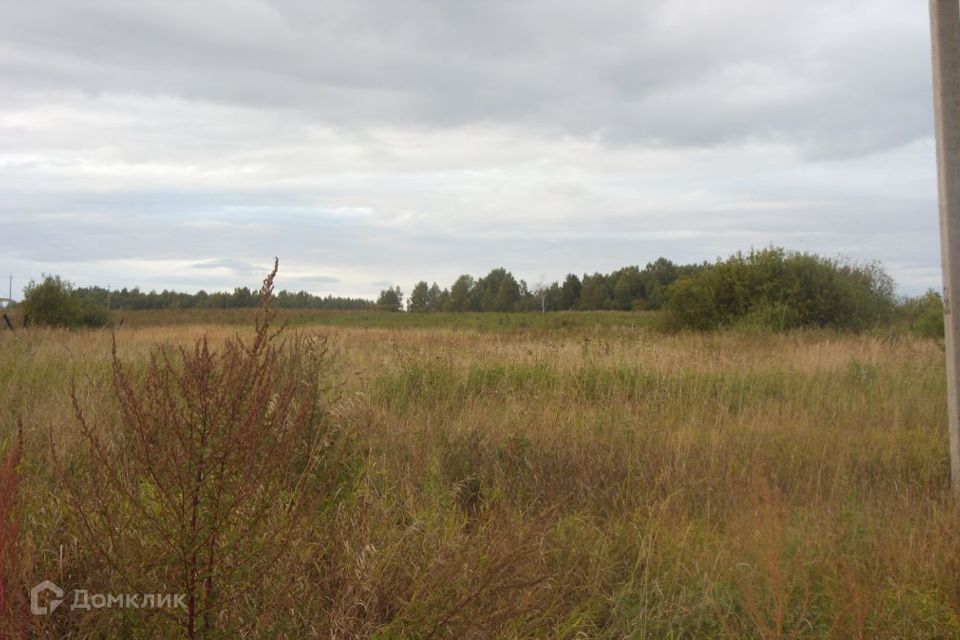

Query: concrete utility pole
left=930, top=0, right=960, bottom=493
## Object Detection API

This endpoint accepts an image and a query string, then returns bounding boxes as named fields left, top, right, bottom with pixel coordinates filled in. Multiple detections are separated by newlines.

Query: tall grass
left=0, top=311, right=956, bottom=637
left=55, top=261, right=342, bottom=638
left=0, top=422, right=24, bottom=636
left=15, top=308, right=661, bottom=332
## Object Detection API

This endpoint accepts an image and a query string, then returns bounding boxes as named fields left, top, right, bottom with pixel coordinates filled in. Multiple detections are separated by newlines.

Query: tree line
left=377, top=247, right=941, bottom=334
left=9, top=248, right=945, bottom=335
left=378, top=258, right=701, bottom=312
left=70, top=285, right=373, bottom=311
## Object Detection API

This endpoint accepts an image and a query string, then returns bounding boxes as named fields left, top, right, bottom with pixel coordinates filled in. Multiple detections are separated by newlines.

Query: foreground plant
left=61, top=259, right=333, bottom=638
left=0, top=423, right=24, bottom=634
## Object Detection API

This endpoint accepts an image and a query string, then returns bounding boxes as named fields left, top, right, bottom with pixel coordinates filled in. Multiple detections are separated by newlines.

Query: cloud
left=0, top=0, right=931, bottom=153
left=0, top=0, right=943, bottom=297
left=190, top=258, right=262, bottom=274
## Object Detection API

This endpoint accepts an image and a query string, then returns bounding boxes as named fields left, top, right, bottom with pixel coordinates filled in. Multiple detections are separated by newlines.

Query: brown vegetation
left=0, top=297, right=957, bottom=636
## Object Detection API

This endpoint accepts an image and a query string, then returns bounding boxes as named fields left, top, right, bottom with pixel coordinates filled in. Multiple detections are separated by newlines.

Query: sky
left=0, top=0, right=943, bottom=298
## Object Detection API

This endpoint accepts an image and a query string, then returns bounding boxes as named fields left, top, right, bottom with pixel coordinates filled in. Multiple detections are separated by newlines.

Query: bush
left=60, top=261, right=338, bottom=637
left=376, top=286, right=403, bottom=312
left=898, top=290, right=945, bottom=339
left=664, top=248, right=896, bottom=332
left=0, top=425, right=24, bottom=636
left=21, top=275, right=110, bottom=328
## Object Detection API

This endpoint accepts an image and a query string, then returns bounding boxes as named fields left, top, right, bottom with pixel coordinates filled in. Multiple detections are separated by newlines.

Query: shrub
left=899, top=290, right=945, bottom=339
left=21, top=275, right=110, bottom=328
left=76, top=299, right=111, bottom=328
left=0, top=424, right=24, bottom=635
left=60, top=260, right=336, bottom=637
left=662, top=275, right=724, bottom=331
left=376, top=286, right=403, bottom=312
left=664, top=248, right=896, bottom=332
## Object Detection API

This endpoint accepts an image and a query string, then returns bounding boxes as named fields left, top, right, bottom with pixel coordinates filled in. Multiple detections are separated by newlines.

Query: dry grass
left=0, top=315, right=956, bottom=638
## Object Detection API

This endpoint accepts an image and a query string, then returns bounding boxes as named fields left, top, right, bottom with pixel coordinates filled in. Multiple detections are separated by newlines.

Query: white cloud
left=0, top=0, right=942, bottom=297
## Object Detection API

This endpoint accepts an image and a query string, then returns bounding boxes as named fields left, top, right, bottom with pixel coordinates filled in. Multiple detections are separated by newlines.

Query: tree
left=426, top=283, right=444, bottom=311
left=900, top=290, right=945, bottom=338
left=558, top=274, right=581, bottom=310
left=640, top=258, right=693, bottom=309
left=230, top=287, right=256, bottom=309
left=22, top=275, right=110, bottom=328
left=22, top=275, right=76, bottom=327
left=377, top=286, right=404, bottom=312
left=531, top=282, right=555, bottom=312
left=448, top=275, right=476, bottom=312
left=664, top=248, right=897, bottom=331
left=547, top=282, right=561, bottom=310
left=408, top=281, right=430, bottom=312
left=478, top=268, right=521, bottom=312
left=610, top=266, right=644, bottom=310
left=578, top=273, right=611, bottom=310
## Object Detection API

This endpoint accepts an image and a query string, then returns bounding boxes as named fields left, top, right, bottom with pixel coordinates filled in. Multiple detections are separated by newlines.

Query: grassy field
left=6, top=308, right=661, bottom=332
left=1, top=311, right=957, bottom=638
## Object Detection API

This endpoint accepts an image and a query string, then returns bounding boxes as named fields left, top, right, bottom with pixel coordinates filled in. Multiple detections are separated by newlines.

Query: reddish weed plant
left=0, top=422, right=24, bottom=634
left=61, top=260, right=335, bottom=638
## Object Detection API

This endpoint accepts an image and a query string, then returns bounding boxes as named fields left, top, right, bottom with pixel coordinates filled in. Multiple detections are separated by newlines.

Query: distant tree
left=408, top=281, right=430, bottom=312
left=499, top=270, right=521, bottom=311
left=664, top=248, right=896, bottom=331
left=578, top=273, right=612, bottom=310
left=23, top=275, right=78, bottom=327
left=449, top=275, right=476, bottom=312
left=532, top=283, right=553, bottom=312
left=899, top=289, right=944, bottom=338
left=639, top=258, right=692, bottom=309
left=558, top=274, right=581, bottom=310
left=478, top=268, right=521, bottom=312
left=426, top=283, right=443, bottom=311
left=437, top=287, right=452, bottom=311
left=547, top=282, right=561, bottom=309
left=22, top=275, right=110, bottom=328
left=610, top=266, right=644, bottom=310
left=376, top=286, right=404, bottom=312
left=642, top=258, right=678, bottom=286
left=230, top=287, right=256, bottom=309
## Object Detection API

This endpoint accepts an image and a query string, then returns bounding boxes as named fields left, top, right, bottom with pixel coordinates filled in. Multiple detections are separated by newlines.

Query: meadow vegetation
left=663, top=248, right=897, bottom=332
left=17, top=276, right=111, bottom=330
left=9, top=248, right=942, bottom=339
left=0, top=269, right=957, bottom=637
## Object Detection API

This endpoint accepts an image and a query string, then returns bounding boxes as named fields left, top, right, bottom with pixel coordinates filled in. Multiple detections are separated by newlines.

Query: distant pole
left=6, top=275, right=10, bottom=308
left=930, top=0, right=960, bottom=493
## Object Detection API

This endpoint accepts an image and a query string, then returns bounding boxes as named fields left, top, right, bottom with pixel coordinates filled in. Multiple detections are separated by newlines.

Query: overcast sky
left=0, top=0, right=942, bottom=298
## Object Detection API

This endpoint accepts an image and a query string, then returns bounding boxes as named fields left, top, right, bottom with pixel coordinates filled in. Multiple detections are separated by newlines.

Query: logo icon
left=30, top=580, right=64, bottom=615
